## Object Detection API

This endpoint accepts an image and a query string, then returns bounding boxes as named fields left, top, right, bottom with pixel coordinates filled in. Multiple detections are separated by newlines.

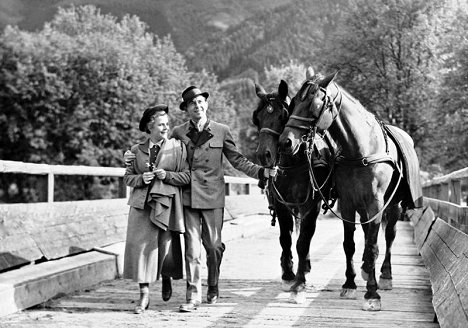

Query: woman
left=123, top=104, right=190, bottom=314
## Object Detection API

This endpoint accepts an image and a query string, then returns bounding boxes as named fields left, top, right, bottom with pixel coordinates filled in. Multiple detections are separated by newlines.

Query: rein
left=299, top=94, right=404, bottom=225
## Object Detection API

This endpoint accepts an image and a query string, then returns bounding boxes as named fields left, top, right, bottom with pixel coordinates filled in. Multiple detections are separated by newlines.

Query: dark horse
left=279, top=67, right=423, bottom=311
left=253, top=79, right=332, bottom=302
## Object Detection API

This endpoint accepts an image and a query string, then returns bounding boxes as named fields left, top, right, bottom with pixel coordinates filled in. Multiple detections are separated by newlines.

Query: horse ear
left=278, top=80, right=289, bottom=100
left=255, top=83, right=267, bottom=98
left=306, top=66, right=315, bottom=80
left=320, top=71, right=339, bottom=88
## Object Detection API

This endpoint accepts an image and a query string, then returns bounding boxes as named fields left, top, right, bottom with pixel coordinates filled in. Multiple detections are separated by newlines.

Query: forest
left=0, top=0, right=467, bottom=202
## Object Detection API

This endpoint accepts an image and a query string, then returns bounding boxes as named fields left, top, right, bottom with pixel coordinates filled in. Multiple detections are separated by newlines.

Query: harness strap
left=259, top=127, right=281, bottom=136
left=336, top=153, right=395, bottom=167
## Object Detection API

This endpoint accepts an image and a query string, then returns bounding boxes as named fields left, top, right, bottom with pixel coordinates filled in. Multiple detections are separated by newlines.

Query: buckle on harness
left=362, top=158, right=369, bottom=166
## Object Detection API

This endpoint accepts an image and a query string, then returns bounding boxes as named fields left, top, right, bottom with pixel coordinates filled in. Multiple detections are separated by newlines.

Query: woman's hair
left=145, top=111, right=167, bottom=134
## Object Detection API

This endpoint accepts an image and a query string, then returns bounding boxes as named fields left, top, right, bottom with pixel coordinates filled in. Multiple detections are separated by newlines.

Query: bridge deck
left=1, top=218, right=438, bottom=327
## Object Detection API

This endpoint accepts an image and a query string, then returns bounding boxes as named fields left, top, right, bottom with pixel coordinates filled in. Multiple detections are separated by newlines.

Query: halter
left=258, top=97, right=290, bottom=137
left=285, top=84, right=342, bottom=133
left=289, top=80, right=404, bottom=225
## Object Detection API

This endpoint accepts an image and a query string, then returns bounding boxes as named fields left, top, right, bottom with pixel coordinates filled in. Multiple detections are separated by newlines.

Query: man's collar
left=190, top=118, right=210, bottom=131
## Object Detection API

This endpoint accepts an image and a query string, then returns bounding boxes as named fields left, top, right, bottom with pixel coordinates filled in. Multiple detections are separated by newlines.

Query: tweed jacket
left=124, top=138, right=190, bottom=212
left=171, top=120, right=263, bottom=209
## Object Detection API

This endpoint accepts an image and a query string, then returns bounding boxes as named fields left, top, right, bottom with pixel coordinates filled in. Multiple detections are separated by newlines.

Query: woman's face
left=148, top=113, right=169, bottom=142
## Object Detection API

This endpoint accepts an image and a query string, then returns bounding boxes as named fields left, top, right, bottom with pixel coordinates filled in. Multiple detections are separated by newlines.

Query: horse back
left=384, top=125, right=424, bottom=208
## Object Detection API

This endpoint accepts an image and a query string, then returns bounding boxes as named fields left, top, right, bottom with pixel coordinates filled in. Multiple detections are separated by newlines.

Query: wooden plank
left=409, top=206, right=435, bottom=250
left=0, top=199, right=128, bottom=264
left=0, top=207, right=43, bottom=271
left=419, top=218, right=468, bottom=328
left=425, top=197, right=468, bottom=234
left=422, top=167, right=468, bottom=187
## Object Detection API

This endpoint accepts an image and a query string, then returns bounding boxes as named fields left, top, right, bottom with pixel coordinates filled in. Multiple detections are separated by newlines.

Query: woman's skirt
left=123, top=206, right=183, bottom=283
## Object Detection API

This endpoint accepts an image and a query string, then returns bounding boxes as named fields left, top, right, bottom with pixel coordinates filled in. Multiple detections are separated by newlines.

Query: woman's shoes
left=162, top=276, right=172, bottom=302
left=134, top=293, right=150, bottom=314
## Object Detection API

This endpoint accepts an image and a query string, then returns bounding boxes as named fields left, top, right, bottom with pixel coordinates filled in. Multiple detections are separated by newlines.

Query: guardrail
left=0, top=160, right=261, bottom=273
left=414, top=167, right=468, bottom=328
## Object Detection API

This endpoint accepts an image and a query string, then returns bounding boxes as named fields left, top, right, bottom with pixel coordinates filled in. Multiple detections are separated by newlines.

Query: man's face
left=186, top=95, right=208, bottom=122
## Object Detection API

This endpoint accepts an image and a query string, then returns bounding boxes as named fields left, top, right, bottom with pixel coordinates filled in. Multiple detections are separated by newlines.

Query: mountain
left=0, top=0, right=291, bottom=53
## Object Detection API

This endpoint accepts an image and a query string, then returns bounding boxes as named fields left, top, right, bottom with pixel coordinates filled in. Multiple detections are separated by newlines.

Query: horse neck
left=328, top=88, right=386, bottom=158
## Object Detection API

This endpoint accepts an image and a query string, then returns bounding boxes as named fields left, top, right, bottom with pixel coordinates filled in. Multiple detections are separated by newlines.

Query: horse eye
left=266, top=105, right=274, bottom=113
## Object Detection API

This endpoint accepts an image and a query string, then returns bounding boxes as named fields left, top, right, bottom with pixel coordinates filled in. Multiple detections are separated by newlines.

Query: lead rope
left=306, top=128, right=404, bottom=225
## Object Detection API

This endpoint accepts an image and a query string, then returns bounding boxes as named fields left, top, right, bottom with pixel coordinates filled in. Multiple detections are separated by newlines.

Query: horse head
left=252, top=80, right=291, bottom=167
left=279, top=67, right=339, bottom=155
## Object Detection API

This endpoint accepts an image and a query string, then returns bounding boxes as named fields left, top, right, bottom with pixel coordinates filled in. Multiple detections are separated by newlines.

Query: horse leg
left=289, top=201, right=320, bottom=304
left=276, top=204, right=295, bottom=291
left=379, top=204, right=400, bottom=290
left=361, top=216, right=382, bottom=311
left=340, top=219, right=357, bottom=299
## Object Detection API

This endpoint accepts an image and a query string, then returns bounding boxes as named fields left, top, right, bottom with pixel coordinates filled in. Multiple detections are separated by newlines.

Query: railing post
left=47, top=172, right=54, bottom=203
left=449, top=180, right=461, bottom=205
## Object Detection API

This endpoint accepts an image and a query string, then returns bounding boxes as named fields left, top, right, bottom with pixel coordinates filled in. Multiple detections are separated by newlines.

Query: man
left=173, top=86, right=276, bottom=312
left=125, top=86, right=275, bottom=312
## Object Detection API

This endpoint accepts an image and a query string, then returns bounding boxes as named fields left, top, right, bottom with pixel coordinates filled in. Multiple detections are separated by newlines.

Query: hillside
left=185, top=0, right=350, bottom=80
left=0, top=0, right=291, bottom=53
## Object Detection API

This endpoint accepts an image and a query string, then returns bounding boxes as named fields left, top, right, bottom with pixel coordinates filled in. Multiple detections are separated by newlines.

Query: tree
left=0, top=5, right=238, bottom=201
left=322, top=0, right=448, bottom=169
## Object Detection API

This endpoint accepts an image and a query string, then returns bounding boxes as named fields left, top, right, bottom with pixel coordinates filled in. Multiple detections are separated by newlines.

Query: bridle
left=285, top=82, right=342, bottom=134
left=257, top=97, right=290, bottom=137
left=286, top=80, right=403, bottom=225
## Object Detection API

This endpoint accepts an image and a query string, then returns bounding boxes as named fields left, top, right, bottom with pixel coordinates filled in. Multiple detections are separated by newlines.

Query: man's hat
left=179, top=86, right=209, bottom=111
left=139, top=104, right=169, bottom=132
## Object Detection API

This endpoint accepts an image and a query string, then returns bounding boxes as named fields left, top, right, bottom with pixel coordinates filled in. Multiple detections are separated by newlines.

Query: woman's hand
left=142, top=172, right=155, bottom=184
left=154, top=168, right=166, bottom=180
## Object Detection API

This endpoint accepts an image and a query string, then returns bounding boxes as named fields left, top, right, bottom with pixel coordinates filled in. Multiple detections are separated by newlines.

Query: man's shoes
left=179, top=300, right=200, bottom=312
left=134, top=293, right=150, bottom=314
left=161, top=277, right=172, bottom=302
left=207, top=285, right=219, bottom=304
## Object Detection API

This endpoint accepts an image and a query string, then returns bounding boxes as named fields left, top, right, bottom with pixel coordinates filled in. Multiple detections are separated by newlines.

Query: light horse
left=279, top=67, right=423, bottom=311
left=253, top=79, right=332, bottom=302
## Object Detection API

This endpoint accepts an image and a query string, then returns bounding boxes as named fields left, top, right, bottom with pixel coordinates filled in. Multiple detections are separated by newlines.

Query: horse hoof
left=362, top=299, right=381, bottom=311
left=361, top=269, right=369, bottom=281
left=281, top=280, right=295, bottom=292
left=378, top=277, right=393, bottom=290
left=289, top=291, right=306, bottom=304
left=340, top=288, right=357, bottom=299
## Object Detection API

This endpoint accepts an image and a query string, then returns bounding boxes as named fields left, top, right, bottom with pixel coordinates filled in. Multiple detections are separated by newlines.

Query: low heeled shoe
left=134, top=293, right=150, bottom=314
left=162, top=277, right=172, bottom=302
left=179, top=300, right=200, bottom=312
left=207, top=285, right=219, bottom=304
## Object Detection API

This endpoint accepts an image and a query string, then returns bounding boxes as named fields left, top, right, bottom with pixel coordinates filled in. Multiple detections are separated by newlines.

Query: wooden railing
left=422, top=167, right=468, bottom=233
left=412, top=167, right=468, bottom=328
left=0, top=160, right=261, bottom=273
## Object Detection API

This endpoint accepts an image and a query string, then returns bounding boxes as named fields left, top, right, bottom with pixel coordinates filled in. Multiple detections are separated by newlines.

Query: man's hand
left=263, top=166, right=278, bottom=178
left=124, top=150, right=136, bottom=166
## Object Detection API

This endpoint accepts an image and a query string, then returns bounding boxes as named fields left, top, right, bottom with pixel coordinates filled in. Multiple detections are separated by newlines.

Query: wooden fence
left=0, top=160, right=260, bottom=273
left=414, top=167, right=468, bottom=328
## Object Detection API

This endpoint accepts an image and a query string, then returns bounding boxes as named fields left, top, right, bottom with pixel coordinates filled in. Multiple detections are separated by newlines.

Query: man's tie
left=149, top=145, right=160, bottom=171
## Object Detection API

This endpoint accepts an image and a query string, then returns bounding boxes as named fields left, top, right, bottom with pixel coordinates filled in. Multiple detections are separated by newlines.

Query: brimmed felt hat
left=179, top=86, right=209, bottom=111
left=139, top=104, right=169, bottom=132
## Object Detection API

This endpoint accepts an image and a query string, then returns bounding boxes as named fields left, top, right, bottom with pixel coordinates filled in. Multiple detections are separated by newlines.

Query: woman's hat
left=179, top=86, right=209, bottom=111
left=139, top=104, right=169, bottom=132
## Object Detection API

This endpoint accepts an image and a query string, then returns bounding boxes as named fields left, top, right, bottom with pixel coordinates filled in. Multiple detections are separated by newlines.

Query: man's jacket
left=172, top=120, right=262, bottom=209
